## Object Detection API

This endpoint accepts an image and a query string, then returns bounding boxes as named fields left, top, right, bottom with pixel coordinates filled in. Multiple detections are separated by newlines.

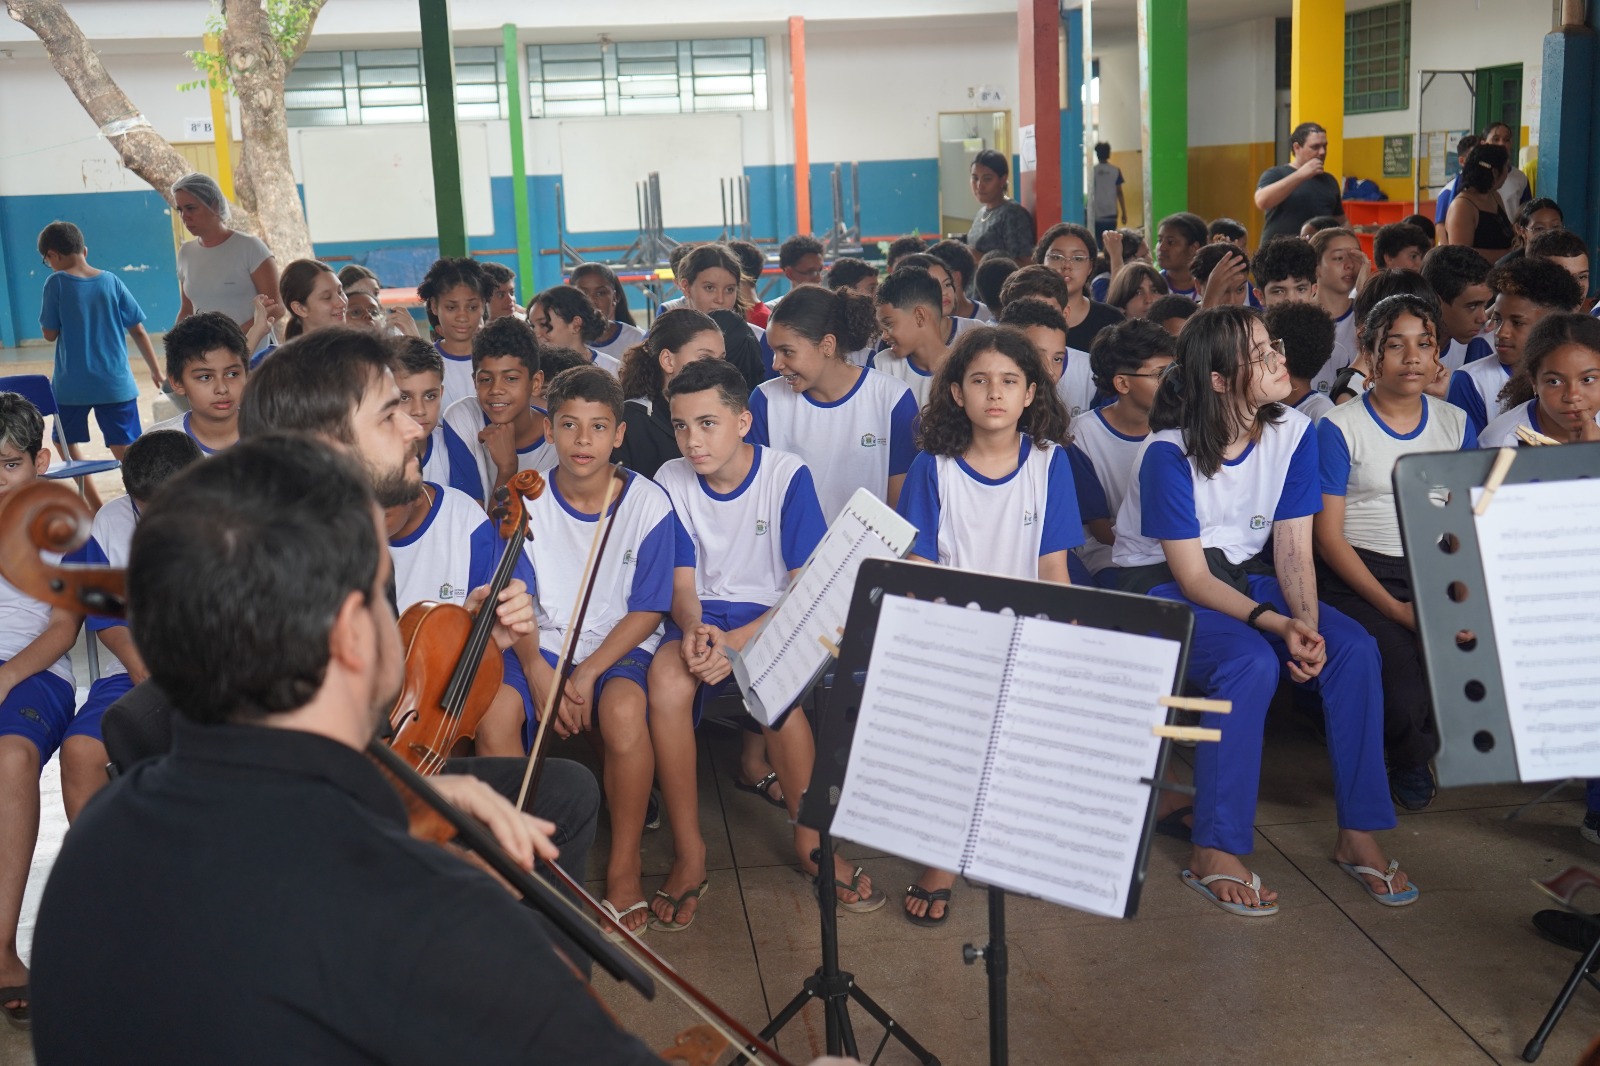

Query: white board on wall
left=298, top=124, right=495, bottom=244
left=557, top=113, right=743, bottom=233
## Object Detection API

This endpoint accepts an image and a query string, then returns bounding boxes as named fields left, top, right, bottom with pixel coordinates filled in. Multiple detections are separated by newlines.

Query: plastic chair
left=0, top=374, right=122, bottom=487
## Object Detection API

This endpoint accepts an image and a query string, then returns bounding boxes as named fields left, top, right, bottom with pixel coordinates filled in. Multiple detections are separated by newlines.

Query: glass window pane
left=691, top=39, right=751, bottom=56
left=285, top=88, right=347, bottom=109
left=287, top=67, right=345, bottom=90
left=617, top=40, right=676, bottom=59
left=288, top=109, right=347, bottom=127
left=694, top=75, right=755, bottom=96
left=541, top=43, right=602, bottom=62
left=362, top=104, right=426, bottom=124
left=618, top=59, right=679, bottom=77
left=455, top=46, right=497, bottom=64
left=457, top=83, right=500, bottom=104
left=358, top=66, right=420, bottom=88
left=693, top=55, right=753, bottom=76
left=619, top=76, right=679, bottom=98
left=357, top=49, right=419, bottom=66
left=360, top=86, right=422, bottom=106
left=544, top=60, right=604, bottom=81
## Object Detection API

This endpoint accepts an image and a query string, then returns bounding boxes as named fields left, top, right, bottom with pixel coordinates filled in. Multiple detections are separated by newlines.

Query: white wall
left=1187, top=17, right=1278, bottom=147
left=1095, top=36, right=1141, bottom=155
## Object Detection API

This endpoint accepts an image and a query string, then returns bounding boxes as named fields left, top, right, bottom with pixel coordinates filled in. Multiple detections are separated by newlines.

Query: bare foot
left=650, top=849, right=708, bottom=927
left=605, top=875, right=651, bottom=933
left=738, top=733, right=785, bottom=805
left=1333, top=829, right=1410, bottom=894
left=0, top=955, right=28, bottom=1016
left=1187, top=845, right=1279, bottom=909
left=904, top=868, right=957, bottom=921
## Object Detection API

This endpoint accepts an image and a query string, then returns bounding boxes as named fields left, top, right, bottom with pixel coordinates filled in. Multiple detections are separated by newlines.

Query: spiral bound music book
left=729, top=489, right=916, bottom=726
left=828, top=592, right=1182, bottom=919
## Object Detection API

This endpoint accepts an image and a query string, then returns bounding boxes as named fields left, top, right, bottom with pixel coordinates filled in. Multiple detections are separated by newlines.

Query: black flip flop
left=903, top=884, right=952, bottom=927
left=0, top=984, right=28, bottom=1031
left=733, top=771, right=786, bottom=810
left=1155, top=805, right=1194, bottom=843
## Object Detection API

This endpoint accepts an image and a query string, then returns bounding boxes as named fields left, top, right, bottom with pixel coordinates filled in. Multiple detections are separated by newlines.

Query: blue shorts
left=67, top=672, right=133, bottom=744
left=662, top=601, right=769, bottom=726
left=534, top=645, right=654, bottom=734
left=56, top=399, right=141, bottom=446
left=0, top=660, right=77, bottom=767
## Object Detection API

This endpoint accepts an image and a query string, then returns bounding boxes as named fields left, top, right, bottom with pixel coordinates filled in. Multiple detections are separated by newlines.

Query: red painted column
left=1017, top=0, right=1061, bottom=233
left=789, top=16, right=811, bottom=237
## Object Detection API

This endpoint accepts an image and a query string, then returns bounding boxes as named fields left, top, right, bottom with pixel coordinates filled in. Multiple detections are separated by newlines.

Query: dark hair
left=1106, top=262, right=1169, bottom=311
left=1150, top=306, right=1282, bottom=477
left=1094, top=142, right=1111, bottom=163
left=239, top=327, right=391, bottom=447
left=974, top=256, right=1019, bottom=310
left=1157, top=212, right=1207, bottom=248
left=1191, top=244, right=1249, bottom=285
left=387, top=335, right=444, bottom=379
left=280, top=258, right=339, bottom=339
left=997, top=296, right=1068, bottom=338
left=545, top=364, right=624, bottom=423
left=129, top=435, right=382, bottom=725
left=1401, top=214, right=1437, bottom=241
left=918, top=326, right=1070, bottom=456
left=538, top=346, right=589, bottom=381
left=1421, top=244, right=1492, bottom=304
left=1207, top=218, right=1247, bottom=243
left=0, top=392, right=44, bottom=459
left=928, top=239, right=977, bottom=289
left=1482, top=120, right=1513, bottom=140
left=164, top=311, right=249, bottom=381
left=481, top=261, right=515, bottom=289
left=665, top=355, right=749, bottom=414
left=1500, top=312, right=1600, bottom=408
left=1489, top=255, right=1585, bottom=312
left=1455, top=134, right=1480, bottom=157
left=1088, top=318, right=1174, bottom=393
left=998, top=264, right=1069, bottom=310
left=472, top=315, right=541, bottom=376
left=767, top=285, right=876, bottom=354
left=531, top=284, right=608, bottom=342
left=1527, top=229, right=1589, bottom=261
left=37, top=221, right=85, bottom=257
left=1253, top=236, right=1318, bottom=289
left=827, top=257, right=877, bottom=290
left=1290, top=122, right=1326, bottom=148
left=1147, top=294, right=1200, bottom=324
left=727, top=240, right=766, bottom=283
left=1359, top=295, right=1445, bottom=380
left=417, top=257, right=492, bottom=330
left=1518, top=197, right=1562, bottom=228
left=779, top=234, right=825, bottom=270
left=876, top=266, right=943, bottom=315
left=620, top=307, right=720, bottom=402
left=893, top=252, right=946, bottom=277
left=886, top=236, right=928, bottom=268
left=710, top=308, right=765, bottom=392
left=120, top=429, right=203, bottom=501
left=338, top=263, right=379, bottom=290
left=1374, top=222, right=1432, bottom=268
left=1263, top=301, right=1337, bottom=380
left=1353, top=270, right=1438, bottom=339
left=1301, top=215, right=1345, bottom=236
left=668, top=242, right=700, bottom=276
left=678, top=244, right=743, bottom=289
left=971, top=149, right=1009, bottom=181
left=1461, top=144, right=1510, bottom=194
left=1033, top=222, right=1096, bottom=267
left=570, top=261, right=634, bottom=325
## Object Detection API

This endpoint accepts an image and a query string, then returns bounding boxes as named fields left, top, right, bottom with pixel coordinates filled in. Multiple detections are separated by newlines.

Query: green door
left=1475, top=63, right=1523, bottom=142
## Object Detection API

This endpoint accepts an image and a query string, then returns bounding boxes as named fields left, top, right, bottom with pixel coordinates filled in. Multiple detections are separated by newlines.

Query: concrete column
left=1018, top=0, right=1061, bottom=232
left=1139, top=0, right=1187, bottom=226
left=1537, top=1, right=1597, bottom=276
left=419, top=0, right=467, bottom=258
left=1290, top=0, right=1344, bottom=181
left=1062, top=7, right=1086, bottom=226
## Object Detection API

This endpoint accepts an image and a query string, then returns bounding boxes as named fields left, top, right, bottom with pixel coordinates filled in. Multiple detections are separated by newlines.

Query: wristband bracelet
left=1246, top=602, right=1273, bottom=630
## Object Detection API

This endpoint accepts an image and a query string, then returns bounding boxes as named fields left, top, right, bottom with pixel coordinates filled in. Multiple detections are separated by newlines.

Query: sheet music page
left=829, top=596, right=1015, bottom=871
left=964, top=617, right=1180, bottom=918
left=1471, top=479, right=1600, bottom=781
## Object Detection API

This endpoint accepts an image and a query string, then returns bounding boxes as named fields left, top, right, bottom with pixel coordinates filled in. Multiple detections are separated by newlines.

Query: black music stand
left=786, top=559, right=1194, bottom=1066
left=1392, top=443, right=1600, bottom=1061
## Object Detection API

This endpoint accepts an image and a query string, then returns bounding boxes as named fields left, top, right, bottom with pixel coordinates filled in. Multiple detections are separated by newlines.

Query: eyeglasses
left=1118, top=370, right=1168, bottom=379
left=1246, top=338, right=1287, bottom=373
left=1044, top=252, right=1092, bottom=267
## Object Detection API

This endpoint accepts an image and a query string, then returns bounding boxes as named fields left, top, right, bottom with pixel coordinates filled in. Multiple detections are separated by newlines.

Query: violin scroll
left=491, top=468, right=547, bottom=540
left=0, top=480, right=126, bottom=617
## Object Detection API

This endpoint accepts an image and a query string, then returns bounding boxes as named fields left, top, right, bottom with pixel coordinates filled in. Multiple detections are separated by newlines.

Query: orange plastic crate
left=1345, top=201, right=1415, bottom=227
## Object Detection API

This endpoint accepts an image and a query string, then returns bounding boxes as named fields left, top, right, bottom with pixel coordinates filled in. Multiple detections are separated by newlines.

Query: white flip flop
left=1181, top=868, right=1280, bottom=917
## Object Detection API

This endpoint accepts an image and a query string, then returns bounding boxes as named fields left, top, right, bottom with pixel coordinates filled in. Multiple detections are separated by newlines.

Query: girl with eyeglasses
left=1111, top=305, right=1415, bottom=917
left=1033, top=222, right=1125, bottom=354
left=1314, top=295, right=1476, bottom=813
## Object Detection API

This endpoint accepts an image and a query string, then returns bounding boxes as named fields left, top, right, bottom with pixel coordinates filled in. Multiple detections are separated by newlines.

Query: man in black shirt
left=1255, top=121, right=1345, bottom=246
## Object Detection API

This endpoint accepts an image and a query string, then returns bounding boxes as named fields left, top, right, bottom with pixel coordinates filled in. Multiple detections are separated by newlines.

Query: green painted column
left=1138, top=0, right=1188, bottom=228
left=419, top=0, right=467, bottom=258
left=502, top=24, right=535, bottom=290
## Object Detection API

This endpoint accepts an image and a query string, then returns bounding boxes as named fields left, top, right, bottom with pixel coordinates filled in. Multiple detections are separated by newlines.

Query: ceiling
left=1079, top=0, right=1293, bottom=38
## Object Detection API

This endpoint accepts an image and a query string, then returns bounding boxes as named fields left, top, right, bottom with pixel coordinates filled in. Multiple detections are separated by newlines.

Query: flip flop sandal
left=733, top=771, right=786, bottom=809
left=1181, top=868, right=1279, bottom=917
left=1155, top=805, right=1194, bottom=843
left=648, top=879, right=710, bottom=932
left=1337, top=859, right=1419, bottom=907
left=0, top=984, right=28, bottom=1031
left=598, top=898, right=652, bottom=942
left=799, top=864, right=887, bottom=913
left=903, top=884, right=953, bottom=927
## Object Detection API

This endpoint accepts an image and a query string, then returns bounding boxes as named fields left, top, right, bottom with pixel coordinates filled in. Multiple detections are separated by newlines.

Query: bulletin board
left=557, top=113, right=743, bottom=233
left=298, top=123, right=496, bottom=244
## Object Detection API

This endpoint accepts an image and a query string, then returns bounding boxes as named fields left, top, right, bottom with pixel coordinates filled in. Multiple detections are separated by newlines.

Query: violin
left=0, top=477, right=798, bottom=1066
left=389, top=469, right=544, bottom=774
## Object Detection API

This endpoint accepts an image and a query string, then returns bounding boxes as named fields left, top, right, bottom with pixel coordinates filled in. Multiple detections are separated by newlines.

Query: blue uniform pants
left=1151, top=574, right=1395, bottom=855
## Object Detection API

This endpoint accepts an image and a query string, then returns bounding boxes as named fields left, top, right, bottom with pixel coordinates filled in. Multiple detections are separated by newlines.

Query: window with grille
left=526, top=37, right=768, bottom=118
left=285, top=47, right=507, bottom=127
left=1345, top=1, right=1410, bottom=114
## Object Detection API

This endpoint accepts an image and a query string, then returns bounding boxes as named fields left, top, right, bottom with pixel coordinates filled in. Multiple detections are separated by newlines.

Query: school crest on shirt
left=622, top=549, right=636, bottom=565
left=1022, top=510, right=1038, bottom=527
left=860, top=433, right=884, bottom=448
left=1249, top=515, right=1268, bottom=530
left=755, top=519, right=769, bottom=535
left=438, top=582, right=467, bottom=600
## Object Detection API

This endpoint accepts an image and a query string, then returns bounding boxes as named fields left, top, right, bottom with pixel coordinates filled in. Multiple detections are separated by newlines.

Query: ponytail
left=531, top=285, right=608, bottom=342
left=767, top=284, right=875, bottom=355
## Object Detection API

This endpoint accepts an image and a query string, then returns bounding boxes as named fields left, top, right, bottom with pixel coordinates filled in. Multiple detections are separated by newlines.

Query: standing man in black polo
left=1255, top=122, right=1345, bottom=245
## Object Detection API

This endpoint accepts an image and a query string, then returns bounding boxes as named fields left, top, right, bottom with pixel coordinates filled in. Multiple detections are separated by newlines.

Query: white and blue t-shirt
left=0, top=554, right=71, bottom=686
left=417, top=427, right=456, bottom=489
left=64, top=495, right=137, bottom=680
left=868, top=316, right=982, bottom=359
left=867, top=350, right=939, bottom=407
left=592, top=320, right=645, bottom=365
left=1291, top=391, right=1335, bottom=422
left=436, top=343, right=477, bottom=411
left=1446, top=356, right=1514, bottom=434
left=525, top=469, right=676, bottom=662
left=898, top=436, right=1083, bottom=578
left=1307, top=307, right=1357, bottom=396
left=145, top=412, right=224, bottom=455
left=971, top=300, right=996, bottom=324
left=1319, top=394, right=1475, bottom=557
left=587, top=347, right=622, bottom=377
left=1479, top=398, right=1600, bottom=448
left=1068, top=406, right=1146, bottom=574
left=1055, top=347, right=1095, bottom=420
left=1442, top=335, right=1494, bottom=375
left=748, top=368, right=919, bottom=521
left=389, top=484, right=535, bottom=612
left=440, top=396, right=557, bottom=507
left=1159, top=271, right=1198, bottom=303
left=1112, top=409, right=1320, bottom=569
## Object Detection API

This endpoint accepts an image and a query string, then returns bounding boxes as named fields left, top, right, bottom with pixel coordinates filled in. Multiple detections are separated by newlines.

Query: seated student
left=1311, top=227, right=1366, bottom=389
left=1480, top=312, right=1600, bottom=446
left=1155, top=212, right=1207, bottom=301
left=885, top=235, right=927, bottom=274
left=997, top=263, right=1069, bottom=315
left=1106, top=262, right=1169, bottom=320
left=771, top=234, right=826, bottom=313
left=522, top=366, right=677, bottom=934
left=387, top=335, right=464, bottom=493
left=1265, top=301, right=1339, bottom=421
left=1111, top=306, right=1413, bottom=916
left=1330, top=269, right=1442, bottom=403
left=974, top=254, right=1019, bottom=315
left=440, top=316, right=555, bottom=506
left=1071, top=318, right=1174, bottom=588
left=1300, top=214, right=1345, bottom=238
left=1421, top=245, right=1496, bottom=375
left=1499, top=198, right=1566, bottom=267
left=721, top=240, right=765, bottom=325
left=1373, top=223, right=1431, bottom=272
left=1092, top=228, right=1153, bottom=303
left=649, top=359, right=881, bottom=927
left=1208, top=217, right=1249, bottom=251
left=528, top=286, right=621, bottom=376
left=1147, top=294, right=1199, bottom=338
left=1316, top=294, right=1476, bottom=811
left=891, top=252, right=982, bottom=343
left=533, top=346, right=588, bottom=408
left=1254, top=236, right=1320, bottom=309
left=870, top=267, right=952, bottom=406
left=148, top=311, right=248, bottom=453
left=674, top=245, right=772, bottom=368
left=1526, top=228, right=1591, bottom=296
left=0, top=393, right=83, bottom=1027
left=616, top=308, right=725, bottom=478
left=999, top=297, right=1088, bottom=417
left=279, top=259, right=349, bottom=343
left=62, top=430, right=203, bottom=822
left=1402, top=213, right=1437, bottom=243
left=1444, top=144, right=1516, bottom=264
left=1193, top=245, right=1252, bottom=308
left=750, top=286, right=919, bottom=519
left=929, top=239, right=991, bottom=322
left=572, top=262, right=646, bottom=364
left=417, top=256, right=493, bottom=409
left=1446, top=257, right=1584, bottom=433
left=1036, top=223, right=1126, bottom=351
left=657, top=242, right=700, bottom=314
left=826, top=257, right=878, bottom=298
left=896, top=326, right=1081, bottom=924
left=481, top=261, right=522, bottom=322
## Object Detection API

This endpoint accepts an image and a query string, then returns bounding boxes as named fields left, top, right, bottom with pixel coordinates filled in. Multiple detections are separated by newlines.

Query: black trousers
left=1317, top=550, right=1439, bottom=771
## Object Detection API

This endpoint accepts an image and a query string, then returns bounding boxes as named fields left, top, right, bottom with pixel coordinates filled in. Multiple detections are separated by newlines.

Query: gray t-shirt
left=967, top=199, right=1036, bottom=261
left=1256, top=164, right=1343, bottom=245
left=176, top=231, right=273, bottom=325
left=1091, top=163, right=1123, bottom=219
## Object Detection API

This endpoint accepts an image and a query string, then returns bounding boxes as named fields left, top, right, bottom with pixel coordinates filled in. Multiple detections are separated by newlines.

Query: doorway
left=937, top=110, right=1011, bottom=238
left=1474, top=63, right=1522, bottom=144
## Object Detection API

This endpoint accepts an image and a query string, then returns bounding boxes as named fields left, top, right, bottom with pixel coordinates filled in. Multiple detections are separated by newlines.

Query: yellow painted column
left=205, top=33, right=235, bottom=201
left=1289, top=0, right=1344, bottom=179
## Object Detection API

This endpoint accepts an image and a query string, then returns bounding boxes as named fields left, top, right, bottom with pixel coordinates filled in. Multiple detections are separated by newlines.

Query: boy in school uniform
left=146, top=311, right=249, bottom=454
left=1155, top=212, right=1207, bottom=301
left=929, top=239, right=992, bottom=322
left=1311, top=227, right=1366, bottom=392
left=998, top=296, right=1092, bottom=418
left=525, top=366, right=678, bottom=934
left=770, top=235, right=826, bottom=315
left=440, top=316, right=556, bottom=507
left=870, top=267, right=952, bottom=406
left=996, top=263, right=1070, bottom=315
left=1193, top=245, right=1252, bottom=308
left=1373, top=223, right=1431, bottom=272
left=1421, top=245, right=1496, bottom=376
left=63, top=430, right=203, bottom=821
left=1148, top=295, right=1199, bottom=338
left=0, top=393, right=84, bottom=1028
left=1266, top=301, right=1339, bottom=421
left=1253, top=236, right=1320, bottom=309
left=388, top=335, right=454, bottom=488
left=1446, top=257, right=1583, bottom=433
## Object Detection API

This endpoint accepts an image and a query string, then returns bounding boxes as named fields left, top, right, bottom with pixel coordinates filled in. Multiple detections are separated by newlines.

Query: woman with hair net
left=171, top=173, right=281, bottom=334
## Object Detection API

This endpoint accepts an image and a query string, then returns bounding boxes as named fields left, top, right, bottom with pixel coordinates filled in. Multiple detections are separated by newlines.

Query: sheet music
left=964, top=618, right=1180, bottom=918
left=1471, top=479, right=1600, bottom=781
left=829, top=596, right=1016, bottom=870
